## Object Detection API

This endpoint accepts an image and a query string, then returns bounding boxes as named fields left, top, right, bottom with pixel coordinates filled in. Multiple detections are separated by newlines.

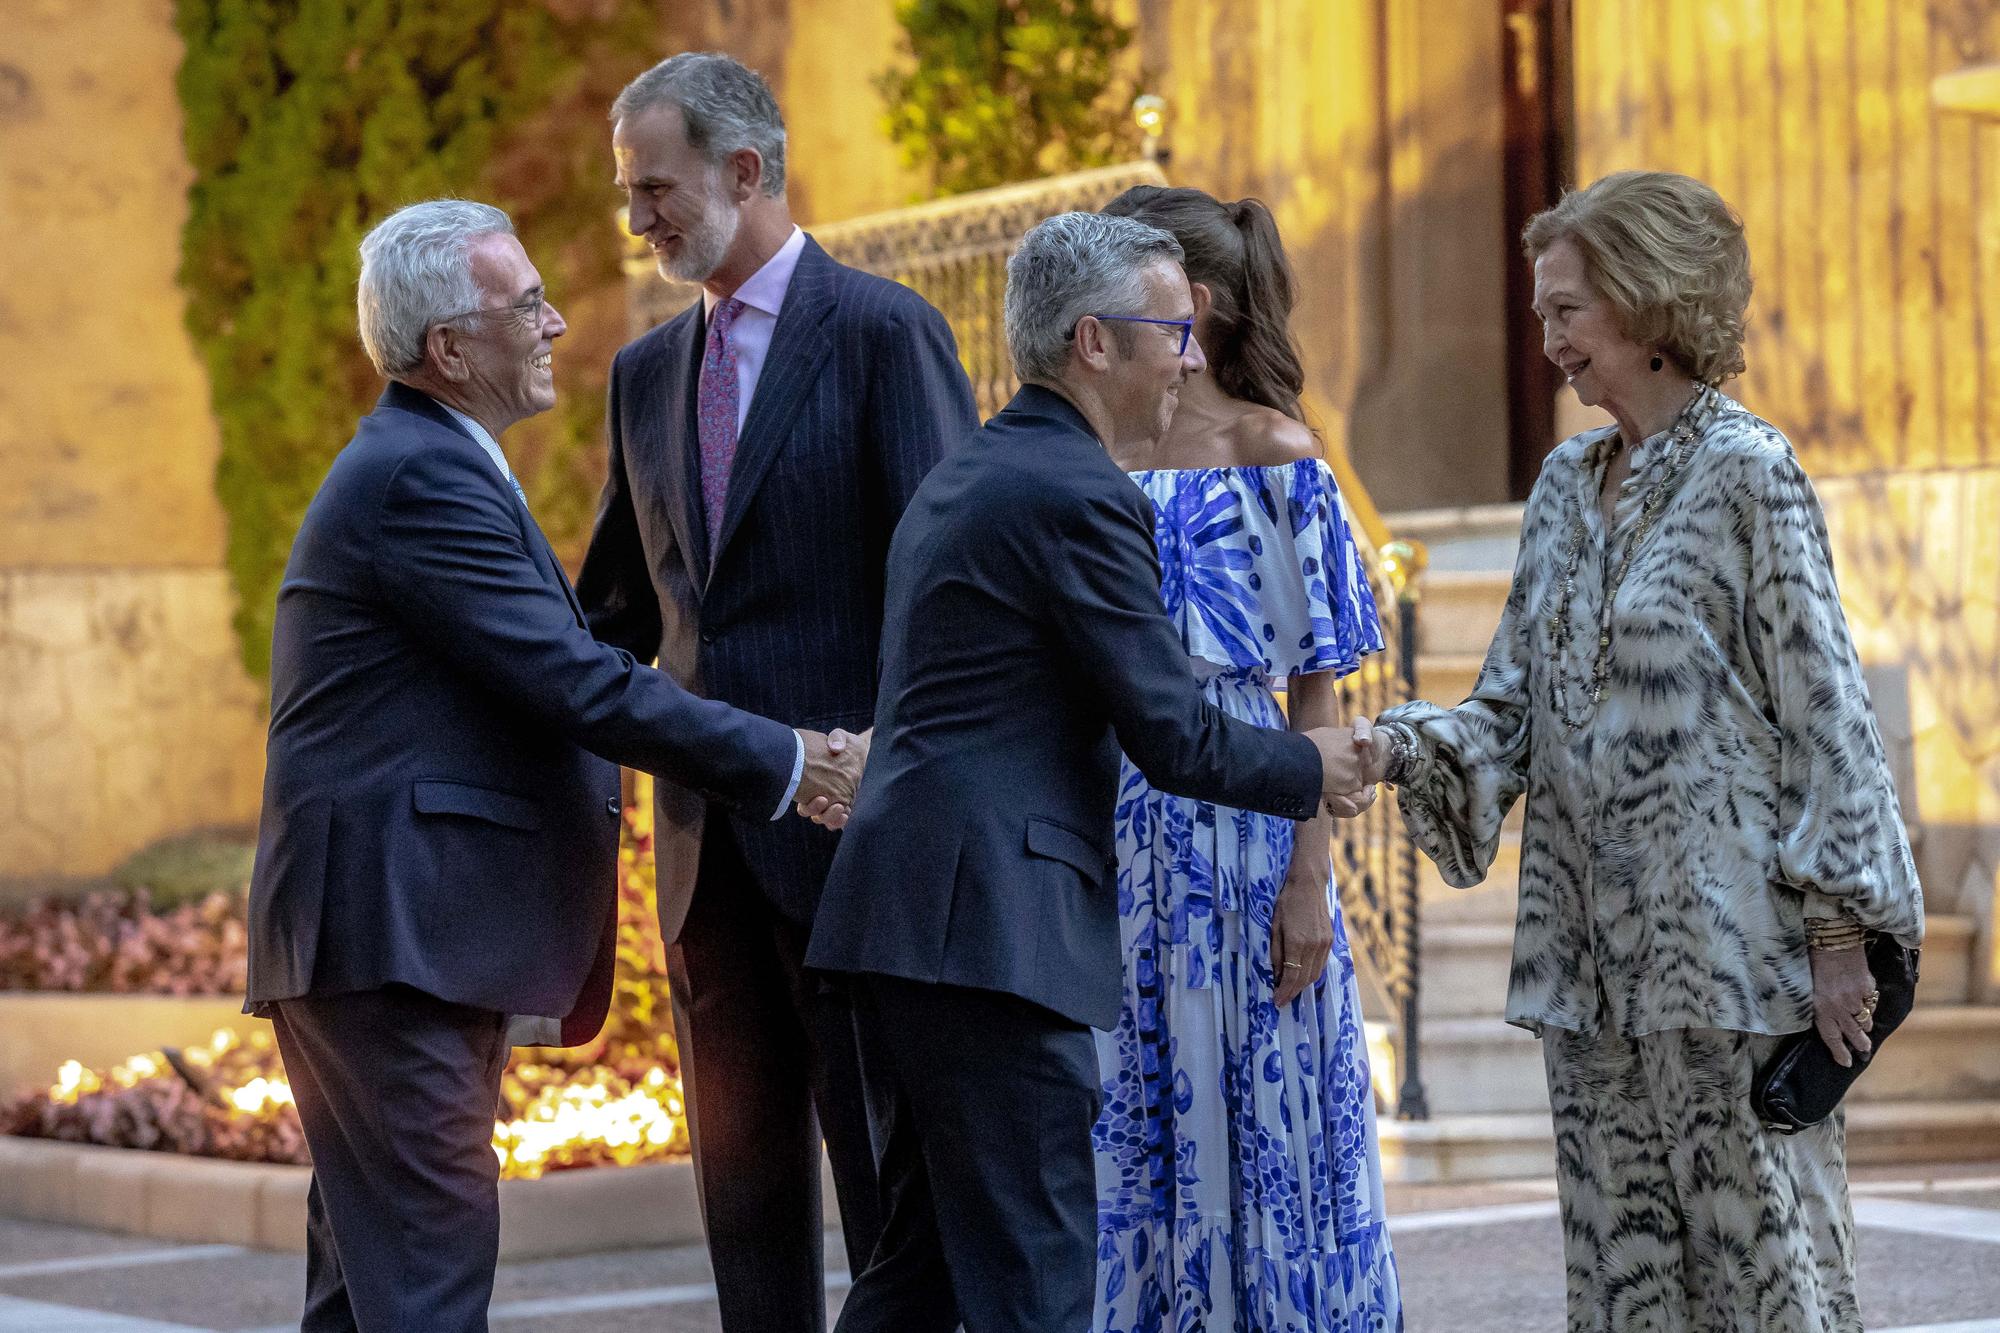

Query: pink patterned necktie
left=697, top=296, right=747, bottom=556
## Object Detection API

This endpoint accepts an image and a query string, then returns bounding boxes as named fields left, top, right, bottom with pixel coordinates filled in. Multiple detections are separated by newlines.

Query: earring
left=1649, top=353, right=1665, bottom=372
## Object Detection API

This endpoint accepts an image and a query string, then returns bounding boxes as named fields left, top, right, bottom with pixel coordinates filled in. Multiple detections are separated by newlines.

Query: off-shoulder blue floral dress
left=1091, top=460, right=1403, bottom=1333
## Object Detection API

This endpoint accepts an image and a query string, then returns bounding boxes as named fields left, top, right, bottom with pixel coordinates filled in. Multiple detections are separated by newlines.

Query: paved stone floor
left=3, top=1163, right=1999, bottom=1331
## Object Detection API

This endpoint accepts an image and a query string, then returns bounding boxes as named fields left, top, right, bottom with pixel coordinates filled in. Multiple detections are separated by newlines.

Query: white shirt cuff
left=772, top=730, right=806, bottom=820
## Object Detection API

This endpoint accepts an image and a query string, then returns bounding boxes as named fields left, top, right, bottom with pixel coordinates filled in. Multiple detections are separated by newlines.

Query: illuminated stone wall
left=1571, top=0, right=2000, bottom=947
left=765, top=0, right=1518, bottom=513
left=782, top=2, right=926, bottom=221
left=0, top=1, right=267, bottom=881
left=1137, top=0, right=1514, bottom=513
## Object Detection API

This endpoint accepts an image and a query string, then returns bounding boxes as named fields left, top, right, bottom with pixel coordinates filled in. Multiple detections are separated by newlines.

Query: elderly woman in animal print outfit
left=1363, top=171, right=1924, bottom=1333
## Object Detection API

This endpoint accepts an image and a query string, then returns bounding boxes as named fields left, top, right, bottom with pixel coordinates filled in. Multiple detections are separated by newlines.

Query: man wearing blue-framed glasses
left=809, top=211, right=1379, bottom=1333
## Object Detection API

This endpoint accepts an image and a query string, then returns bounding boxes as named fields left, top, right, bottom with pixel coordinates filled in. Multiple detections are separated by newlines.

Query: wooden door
left=1500, top=0, right=1575, bottom=498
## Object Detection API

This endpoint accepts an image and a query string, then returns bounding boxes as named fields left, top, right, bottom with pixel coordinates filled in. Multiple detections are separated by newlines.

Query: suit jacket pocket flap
left=413, top=780, right=542, bottom=831
left=1024, top=816, right=1104, bottom=877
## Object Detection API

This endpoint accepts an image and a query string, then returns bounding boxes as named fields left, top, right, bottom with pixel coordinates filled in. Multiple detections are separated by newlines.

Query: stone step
left=1360, top=910, right=1977, bottom=1050
left=1418, top=923, right=1515, bottom=1018
left=1413, top=651, right=1483, bottom=709
left=1415, top=830, right=1522, bottom=924
left=1403, top=913, right=1979, bottom=1022
left=1384, top=502, right=1525, bottom=575
left=1410, top=1017, right=1550, bottom=1116
left=1413, top=569, right=1512, bottom=659
left=1922, top=913, right=1977, bottom=1003
left=1867, top=1002, right=2000, bottom=1101
left=1359, top=946, right=1514, bottom=1024
left=1376, top=1099, right=2000, bottom=1183
left=1405, top=1002, right=2000, bottom=1118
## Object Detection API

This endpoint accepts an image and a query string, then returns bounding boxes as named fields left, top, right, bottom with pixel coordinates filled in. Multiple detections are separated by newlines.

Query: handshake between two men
left=796, top=717, right=1384, bottom=828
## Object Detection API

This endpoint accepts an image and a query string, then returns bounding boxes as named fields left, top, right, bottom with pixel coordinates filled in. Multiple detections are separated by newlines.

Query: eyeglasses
left=437, top=291, right=547, bottom=330
left=1075, top=314, right=1195, bottom=356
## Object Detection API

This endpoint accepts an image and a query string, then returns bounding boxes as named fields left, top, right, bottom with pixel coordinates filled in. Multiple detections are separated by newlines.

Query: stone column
left=0, top=0, right=266, bottom=884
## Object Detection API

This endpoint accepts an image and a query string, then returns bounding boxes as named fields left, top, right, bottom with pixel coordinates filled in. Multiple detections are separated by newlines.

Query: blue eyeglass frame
left=1073, top=314, right=1195, bottom=355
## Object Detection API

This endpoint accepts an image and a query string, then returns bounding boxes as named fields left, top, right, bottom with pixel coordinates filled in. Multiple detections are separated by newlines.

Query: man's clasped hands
left=795, top=717, right=1384, bottom=829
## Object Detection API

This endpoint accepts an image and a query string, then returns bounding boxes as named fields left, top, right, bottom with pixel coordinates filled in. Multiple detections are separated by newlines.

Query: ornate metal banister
left=624, top=164, right=1429, bottom=1118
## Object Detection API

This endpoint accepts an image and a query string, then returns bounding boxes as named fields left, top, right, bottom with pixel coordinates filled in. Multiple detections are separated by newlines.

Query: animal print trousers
left=1543, top=1025, right=1860, bottom=1333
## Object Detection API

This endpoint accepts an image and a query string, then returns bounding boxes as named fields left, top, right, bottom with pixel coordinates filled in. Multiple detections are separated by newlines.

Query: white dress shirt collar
left=703, top=225, right=807, bottom=321
left=437, top=402, right=509, bottom=474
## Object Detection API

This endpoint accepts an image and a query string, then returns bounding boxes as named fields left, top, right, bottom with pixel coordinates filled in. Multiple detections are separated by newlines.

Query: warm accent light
left=1933, top=64, right=2000, bottom=119
left=229, top=1077, right=294, bottom=1115
left=1364, top=1019, right=1398, bottom=1108
left=1132, top=94, right=1167, bottom=162
left=28, top=1025, right=692, bottom=1181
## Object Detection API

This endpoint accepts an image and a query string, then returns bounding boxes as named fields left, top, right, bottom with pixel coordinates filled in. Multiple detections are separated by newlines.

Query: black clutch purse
left=1753, top=932, right=1919, bottom=1134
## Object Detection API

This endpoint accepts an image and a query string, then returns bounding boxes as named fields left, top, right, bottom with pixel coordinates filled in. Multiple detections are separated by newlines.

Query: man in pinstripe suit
left=582, top=53, right=979, bottom=1333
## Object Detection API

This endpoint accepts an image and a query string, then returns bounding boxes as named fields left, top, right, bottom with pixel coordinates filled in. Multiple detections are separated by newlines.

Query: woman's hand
left=1271, top=877, right=1334, bottom=1008
left=1809, top=944, right=1878, bottom=1068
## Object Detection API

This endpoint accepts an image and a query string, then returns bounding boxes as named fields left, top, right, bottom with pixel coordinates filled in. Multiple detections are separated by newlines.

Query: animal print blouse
left=1380, top=387, right=1924, bottom=1039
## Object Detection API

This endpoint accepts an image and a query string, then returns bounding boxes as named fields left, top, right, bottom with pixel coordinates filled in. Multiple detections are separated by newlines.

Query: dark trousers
left=670, top=822, right=883, bottom=1333
left=270, top=985, right=511, bottom=1333
left=834, top=974, right=1101, bottom=1333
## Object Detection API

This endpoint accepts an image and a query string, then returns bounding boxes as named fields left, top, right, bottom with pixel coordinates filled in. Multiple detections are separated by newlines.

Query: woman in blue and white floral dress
left=1090, top=187, right=1402, bottom=1333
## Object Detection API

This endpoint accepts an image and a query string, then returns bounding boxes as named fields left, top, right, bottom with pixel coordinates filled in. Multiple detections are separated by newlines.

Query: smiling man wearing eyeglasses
left=245, top=198, right=867, bottom=1333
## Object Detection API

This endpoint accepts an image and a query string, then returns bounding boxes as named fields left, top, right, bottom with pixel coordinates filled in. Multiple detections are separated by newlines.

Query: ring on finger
left=1282, top=961, right=1302, bottom=971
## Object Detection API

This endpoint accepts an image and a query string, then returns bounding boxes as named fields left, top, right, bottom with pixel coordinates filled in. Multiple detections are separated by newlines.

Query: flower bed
left=3, top=780, right=693, bottom=1179
left=2, top=1026, right=690, bottom=1179
left=0, top=888, right=246, bottom=994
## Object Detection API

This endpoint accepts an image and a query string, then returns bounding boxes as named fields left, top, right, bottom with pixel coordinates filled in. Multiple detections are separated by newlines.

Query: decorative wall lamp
left=1133, top=93, right=1169, bottom=166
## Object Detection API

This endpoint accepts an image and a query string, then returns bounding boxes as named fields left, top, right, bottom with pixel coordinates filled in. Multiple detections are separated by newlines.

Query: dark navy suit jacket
left=245, top=384, right=798, bottom=1043
left=579, top=236, right=978, bottom=939
left=806, top=385, right=1324, bottom=1030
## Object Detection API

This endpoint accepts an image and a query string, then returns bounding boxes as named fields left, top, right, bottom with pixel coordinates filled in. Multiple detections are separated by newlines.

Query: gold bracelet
left=1806, top=918, right=1866, bottom=952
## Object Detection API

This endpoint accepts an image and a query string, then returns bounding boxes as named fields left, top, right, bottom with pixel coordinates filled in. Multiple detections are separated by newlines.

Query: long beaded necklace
left=1546, top=385, right=1711, bottom=735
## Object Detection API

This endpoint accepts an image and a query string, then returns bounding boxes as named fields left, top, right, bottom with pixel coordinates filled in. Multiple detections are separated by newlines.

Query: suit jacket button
left=605, top=797, right=621, bottom=817
left=700, top=630, right=716, bottom=645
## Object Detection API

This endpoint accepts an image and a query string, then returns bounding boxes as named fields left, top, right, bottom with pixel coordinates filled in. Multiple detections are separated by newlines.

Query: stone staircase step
left=1355, top=925, right=1515, bottom=1024
left=1418, top=923, right=1514, bottom=1018
left=1400, top=910, right=1978, bottom=1010
left=1861, top=1002, right=2000, bottom=1101
left=1415, top=830, right=1522, bottom=924
left=1920, top=913, right=1977, bottom=1004
left=1409, top=1017, right=1551, bottom=1116
left=1376, top=1099, right=2000, bottom=1184
left=1413, top=651, right=1483, bottom=709
left=1414, top=570, right=1512, bottom=659
left=1402, top=1002, right=2000, bottom=1118
left=1360, top=908, right=1984, bottom=1020
left=1384, top=502, right=1525, bottom=574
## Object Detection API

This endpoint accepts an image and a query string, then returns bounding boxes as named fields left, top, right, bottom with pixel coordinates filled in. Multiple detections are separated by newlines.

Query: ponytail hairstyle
left=1101, top=184, right=1308, bottom=422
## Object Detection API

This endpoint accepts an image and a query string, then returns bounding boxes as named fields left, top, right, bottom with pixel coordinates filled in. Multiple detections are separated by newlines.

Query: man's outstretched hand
left=1305, top=716, right=1382, bottom=819
left=796, top=728, right=870, bottom=830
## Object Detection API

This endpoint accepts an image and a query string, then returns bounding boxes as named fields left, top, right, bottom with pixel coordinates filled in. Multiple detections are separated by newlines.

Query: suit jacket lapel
left=710, top=238, right=837, bottom=587
left=379, top=383, right=587, bottom=627
left=524, top=508, right=588, bottom=629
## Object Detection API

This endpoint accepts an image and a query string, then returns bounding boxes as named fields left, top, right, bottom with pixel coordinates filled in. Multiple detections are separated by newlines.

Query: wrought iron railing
left=624, top=165, right=1430, bottom=1118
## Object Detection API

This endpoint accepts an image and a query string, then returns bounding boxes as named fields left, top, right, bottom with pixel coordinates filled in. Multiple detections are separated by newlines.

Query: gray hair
left=357, top=199, right=514, bottom=378
left=1004, top=211, right=1185, bottom=383
left=612, top=52, right=787, bottom=198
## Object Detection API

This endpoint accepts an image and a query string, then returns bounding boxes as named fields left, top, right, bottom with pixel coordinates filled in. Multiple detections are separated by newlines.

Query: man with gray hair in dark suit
left=248, top=197, right=860, bottom=1333
left=580, top=51, right=979, bottom=1333
left=808, top=210, right=1377, bottom=1332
